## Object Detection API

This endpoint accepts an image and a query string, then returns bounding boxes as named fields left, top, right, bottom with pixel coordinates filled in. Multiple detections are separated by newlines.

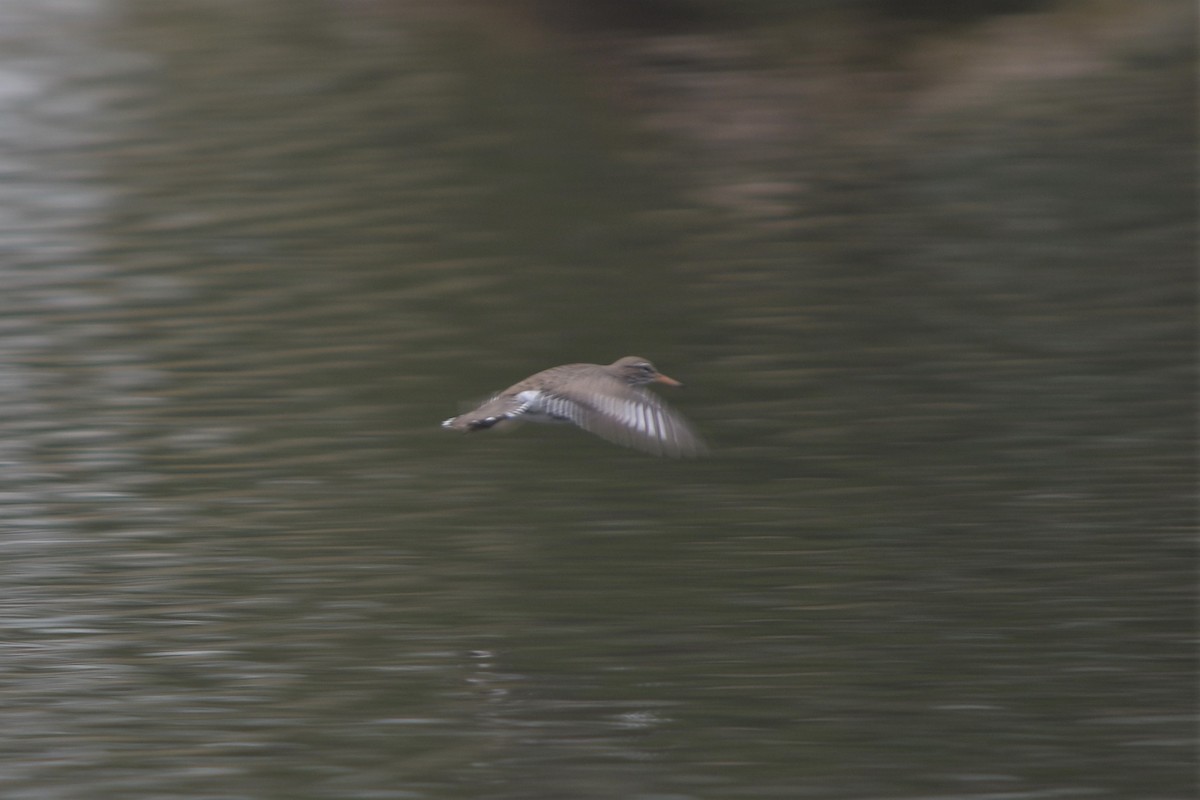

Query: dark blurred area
left=526, top=0, right=1054, bottom=30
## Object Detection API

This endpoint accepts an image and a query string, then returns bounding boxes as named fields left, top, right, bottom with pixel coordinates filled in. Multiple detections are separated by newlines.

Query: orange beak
left=654, top=373, right=683, bottom=387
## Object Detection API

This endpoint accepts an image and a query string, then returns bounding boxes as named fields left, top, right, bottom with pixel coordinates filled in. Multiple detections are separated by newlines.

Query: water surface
left=0, top=1, right=1194, bottom=798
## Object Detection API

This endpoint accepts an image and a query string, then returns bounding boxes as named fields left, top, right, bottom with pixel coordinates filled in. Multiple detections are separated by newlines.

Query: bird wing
left=553, top=378, right=707, bottom=458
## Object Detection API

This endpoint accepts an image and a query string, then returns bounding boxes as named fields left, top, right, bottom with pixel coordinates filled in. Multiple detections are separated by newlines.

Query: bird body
left=442, top=356, right=705, bottom=457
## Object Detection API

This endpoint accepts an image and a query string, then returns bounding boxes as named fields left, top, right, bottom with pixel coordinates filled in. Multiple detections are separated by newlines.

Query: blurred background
left=0, top=1, right=1194, bottom=798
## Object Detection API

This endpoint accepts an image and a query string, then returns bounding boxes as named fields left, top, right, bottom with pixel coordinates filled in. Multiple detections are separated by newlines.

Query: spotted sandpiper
left=441, top=356, right=706, bottom=457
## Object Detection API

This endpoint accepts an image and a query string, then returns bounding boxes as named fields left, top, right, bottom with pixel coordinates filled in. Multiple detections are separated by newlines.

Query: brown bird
left=441, top=356, right=706, bottom=457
